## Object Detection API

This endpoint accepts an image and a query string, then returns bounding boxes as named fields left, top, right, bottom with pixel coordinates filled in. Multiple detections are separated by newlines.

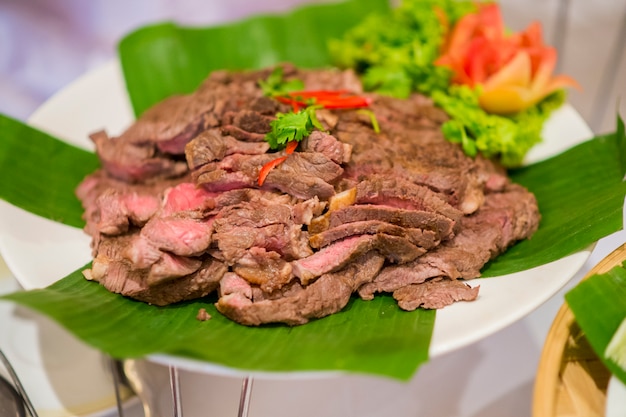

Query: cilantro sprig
left=258, top=67, right=304, bottom=97
left=265, top=106, right=324, bottom=150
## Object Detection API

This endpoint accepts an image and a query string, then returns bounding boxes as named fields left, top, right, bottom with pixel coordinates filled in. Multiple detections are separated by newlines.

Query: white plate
left=606, top=375, right=626, bottom=417
left=0, top=59, right=594, bottom=378
left=0, top=257, right=137, bottom=417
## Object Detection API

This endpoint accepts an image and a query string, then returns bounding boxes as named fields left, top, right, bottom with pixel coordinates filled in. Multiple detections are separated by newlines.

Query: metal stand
left=0, top=348, right=39, bottom=417
left=169, top=365, right=184, bottom=417
left=237, top=376, right=254, bottom=417
left=167, top=366, right=254, bottom=417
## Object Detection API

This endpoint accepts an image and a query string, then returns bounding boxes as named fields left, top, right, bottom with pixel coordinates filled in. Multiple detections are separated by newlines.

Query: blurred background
left=0, top=0, right=624, bottom=134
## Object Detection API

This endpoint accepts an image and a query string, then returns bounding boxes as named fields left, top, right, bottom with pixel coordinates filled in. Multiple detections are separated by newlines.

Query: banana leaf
left=0, top=0, right=625, bottom=380
left=0, top=115, right=99, bottom=228
left=119, top=0, right=392, bottom=116
left=565, top=261, right=626, bottom=385
left=2, top=264, right=433, bottom=379
left=483, top=117, right=626, bottom=277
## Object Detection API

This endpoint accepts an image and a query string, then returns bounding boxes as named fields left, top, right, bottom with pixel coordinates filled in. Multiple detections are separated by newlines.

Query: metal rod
left=169, top=365, right=184, bottom=417
left=237, top=376, right=254, bottom=417
left=0, top=348, right=39, bottom=417
left=109, top=359, right=125, bottom=417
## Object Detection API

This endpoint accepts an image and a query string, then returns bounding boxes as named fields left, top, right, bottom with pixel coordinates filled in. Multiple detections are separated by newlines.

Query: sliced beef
left=357, top=184, right=540, bottom=300
left=121, top=92, right=215, bottom=154
left=76, top=170, right=186, bottom=245
left=90, top=130, right=189, bottom=183
left=301, top=131, right=352, bottom=164
left=263, top=152, right=344, bottom=198
left=160, top=182, right=217, bottom=217
left=91, top=189, right=160, bottom=236
left=291, top=233, right=425, bottom=285
left=137, top=216, right=214, bottom=257
left=185, top=129, right=270, bottom=170
left=273, top=152, right=345, bottom=183
left=220, top=125, right=267, bottom=142
left=355, top=175, right=462, bottom=222
left=77, top=64, right=543, bottom=323
left=291, top=197, right=326, bottom=225
left=264, top=171, right=336, bottom=200
left=299, top=67, right=364, bottom=93
left=393, top=279, right=479, bottom=310
left=212, top=199, right=312, bottom=262
left=249, top=96, right=282, bottom=115
left=196, top=169, right=258, bottom=192
left=232, top=247, right=293, bottom=293
left=230, top=109, right=273, bottom=134
left=193, top=151, right=343, bottom=200
left=216, top=252, right=384, bottom=326
left=309, top=204, right=456, bottom=240
left=335, top=97, right=508, bottom=214
left=147, top=253, right=203, bottom=285
left=83, top=234, right=227, bottom=306
left=309, top=220, right=439, bottom=250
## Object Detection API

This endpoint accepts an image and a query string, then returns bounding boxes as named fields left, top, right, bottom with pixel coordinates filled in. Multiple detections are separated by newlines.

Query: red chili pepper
left=317, top=96, right=372, bottom=109
left=285, top=140, right=298, bottom=154
left=258, top=155, right=289, bottom=186
left=276, top=90, right=371, bottom=111
left=275, top=96, right=307, bottom=108
left=287, top=89, right=351, bottom=98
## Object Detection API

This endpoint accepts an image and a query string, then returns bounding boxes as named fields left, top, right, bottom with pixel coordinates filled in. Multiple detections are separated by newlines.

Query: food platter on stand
left=0, top=59, right=596, bottom=416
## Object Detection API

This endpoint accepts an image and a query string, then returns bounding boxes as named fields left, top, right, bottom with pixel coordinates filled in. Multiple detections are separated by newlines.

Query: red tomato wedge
left=435, top=3, right=580, bottom=114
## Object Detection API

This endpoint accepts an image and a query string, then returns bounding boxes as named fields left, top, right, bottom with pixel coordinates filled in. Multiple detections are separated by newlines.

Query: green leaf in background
left=119, top=0, right=391, bottom=116
left=0, top=114, right=98, bottom=228
left=565, top=260, right=626, bottom=386
left=1, top=265, right=433, bottom=380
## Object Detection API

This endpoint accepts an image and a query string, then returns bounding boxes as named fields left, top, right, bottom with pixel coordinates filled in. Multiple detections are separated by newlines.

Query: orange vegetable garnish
left=435, top=3, right=579, bottom=114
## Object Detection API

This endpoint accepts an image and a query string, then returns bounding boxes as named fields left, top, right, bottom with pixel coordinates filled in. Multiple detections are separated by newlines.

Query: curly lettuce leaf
left=432, top=86, right=566, bottom=166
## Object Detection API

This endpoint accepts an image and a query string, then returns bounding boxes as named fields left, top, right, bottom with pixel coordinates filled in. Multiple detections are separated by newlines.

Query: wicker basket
left=533, top=243, right=626, bottom=416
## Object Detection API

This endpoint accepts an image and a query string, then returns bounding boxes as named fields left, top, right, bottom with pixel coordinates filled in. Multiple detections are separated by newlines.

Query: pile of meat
left=76, top=64, right=540, bottom=326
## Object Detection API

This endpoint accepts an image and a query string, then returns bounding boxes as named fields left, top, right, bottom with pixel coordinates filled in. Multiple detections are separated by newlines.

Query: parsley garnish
left=258, top=67, right=304, bottom=97
left=265, top=106, right=324, bottom=150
